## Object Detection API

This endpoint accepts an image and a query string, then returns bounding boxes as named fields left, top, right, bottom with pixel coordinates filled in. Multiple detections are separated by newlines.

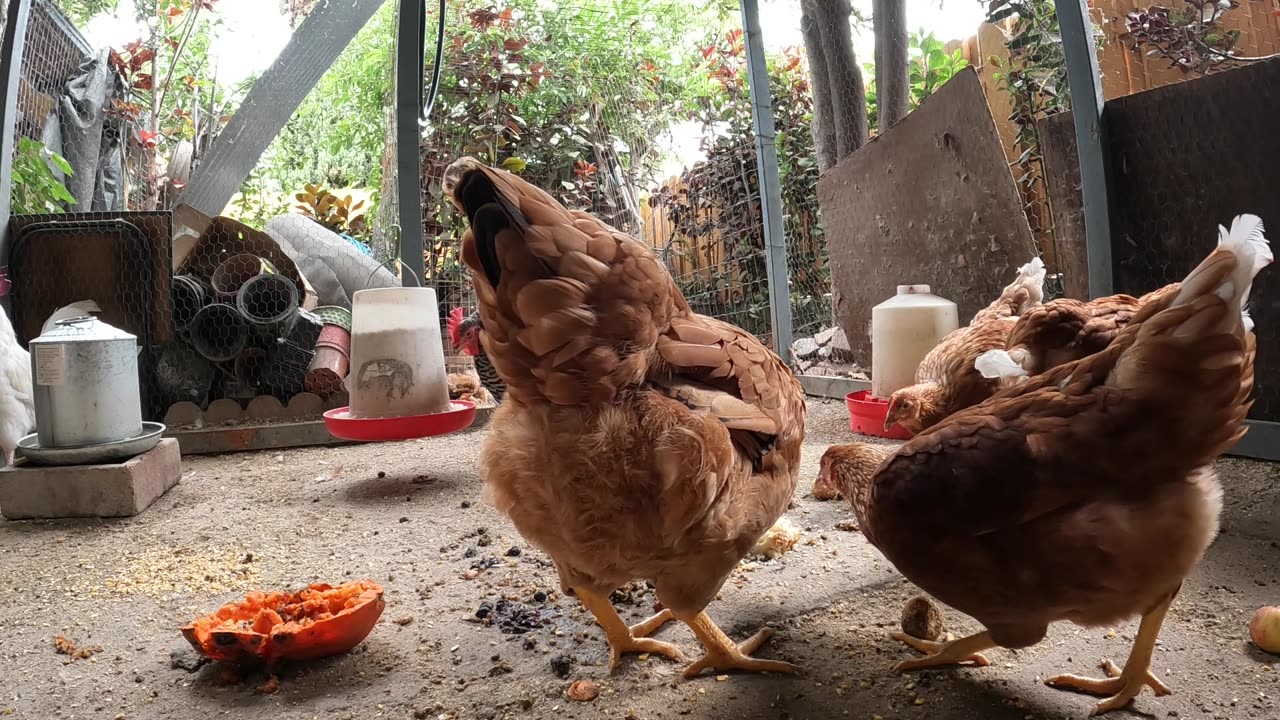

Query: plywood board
left=818, top=67, right=1039, bottom=367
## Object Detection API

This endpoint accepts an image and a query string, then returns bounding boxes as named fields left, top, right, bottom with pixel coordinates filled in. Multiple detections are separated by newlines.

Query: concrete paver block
left=0, top=438, right=182, bottom=520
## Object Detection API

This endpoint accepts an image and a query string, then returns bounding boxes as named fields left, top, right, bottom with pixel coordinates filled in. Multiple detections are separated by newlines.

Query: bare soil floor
left=2, top=399, right=1278, bottom=720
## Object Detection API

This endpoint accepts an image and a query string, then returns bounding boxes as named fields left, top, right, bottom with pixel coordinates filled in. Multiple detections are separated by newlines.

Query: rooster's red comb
left=446, top=306, right=465, bottom=347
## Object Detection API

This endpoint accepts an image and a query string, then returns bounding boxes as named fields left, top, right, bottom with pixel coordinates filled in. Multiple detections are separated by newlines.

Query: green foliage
left=10, top=138, right=76, bottom=215
left=60, top=0, right=122, bottom=26
left=262, top=1, right=396, bottom=194
left=229, top=166, right=292, bottom=229
left=865, top=30, right=969, bottom=133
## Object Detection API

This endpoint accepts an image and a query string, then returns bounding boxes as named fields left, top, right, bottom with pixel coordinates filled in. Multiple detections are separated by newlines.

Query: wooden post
left=176, top=0, right=388, bottom=217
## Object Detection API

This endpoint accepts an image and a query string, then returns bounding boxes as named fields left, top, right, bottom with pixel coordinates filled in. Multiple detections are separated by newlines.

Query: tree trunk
left=873, top=0, right=910, bottom=129
left=800, top=0, right=837, bottom=172
left=812, top=0, right=868, bottom=161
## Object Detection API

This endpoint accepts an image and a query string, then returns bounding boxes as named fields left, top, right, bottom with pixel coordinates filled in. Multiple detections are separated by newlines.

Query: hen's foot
left=678, top=611, right=799, bottom=678
left=630, top=609, right=675, bottom=638
left=574, top=588, right=684, bottom=673
left=1046, top=659, right=1171, bottom=716
left=1045, top=586, right=1179, bottom=716
left=892, top=630, right=995, bottom=672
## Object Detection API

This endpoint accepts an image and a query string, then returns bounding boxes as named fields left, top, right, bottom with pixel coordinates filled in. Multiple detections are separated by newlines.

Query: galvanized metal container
left=30, top=316, right=143, bottom=448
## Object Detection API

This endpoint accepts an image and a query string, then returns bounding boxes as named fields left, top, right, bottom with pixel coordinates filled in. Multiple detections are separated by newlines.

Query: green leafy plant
left=10, top=138, right=76, bottom=215
left=865, top=30, right=970, bottom=133
left=294, top=183, right=369, bottom=237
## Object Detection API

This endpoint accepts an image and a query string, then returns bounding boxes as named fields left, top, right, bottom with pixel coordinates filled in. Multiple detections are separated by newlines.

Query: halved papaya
left=181, top=580, right=384, bottom=664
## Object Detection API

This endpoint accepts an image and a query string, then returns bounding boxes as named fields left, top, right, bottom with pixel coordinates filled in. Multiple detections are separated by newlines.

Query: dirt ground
left=1, top=398, right=1278, bottom=720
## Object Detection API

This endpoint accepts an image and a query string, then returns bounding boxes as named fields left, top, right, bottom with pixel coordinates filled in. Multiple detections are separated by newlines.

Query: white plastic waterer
left=870, top=284, right=958, bottom=398
left=346, top=287, right=451, bottom=418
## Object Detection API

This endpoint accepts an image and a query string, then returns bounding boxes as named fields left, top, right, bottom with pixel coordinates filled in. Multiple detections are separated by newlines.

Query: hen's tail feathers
left=1013, top=256, right=1047, bottom=312
left=978, top=256, right=1047, bottom=321
left=1103, top=216, right=1270, bottom=461
left=1171, top=214, right=1272, bottom=337
left=975, top=349, right=1029, bottom=381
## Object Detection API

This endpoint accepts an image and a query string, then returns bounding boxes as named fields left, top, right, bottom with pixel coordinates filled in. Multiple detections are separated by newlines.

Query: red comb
left=446, top=307, right=464, bottom=347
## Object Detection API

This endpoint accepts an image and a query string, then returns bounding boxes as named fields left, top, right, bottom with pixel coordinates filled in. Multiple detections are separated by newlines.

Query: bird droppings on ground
left=0, top=399, right=1277, bottom=719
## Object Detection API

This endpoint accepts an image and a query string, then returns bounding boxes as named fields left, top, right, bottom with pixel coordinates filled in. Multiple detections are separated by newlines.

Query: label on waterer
left=34, top=344, right=67, bottom=386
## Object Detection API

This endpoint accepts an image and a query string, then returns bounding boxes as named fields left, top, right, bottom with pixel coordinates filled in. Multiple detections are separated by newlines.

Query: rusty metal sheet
left=818, top=67, right=1039, bottom=366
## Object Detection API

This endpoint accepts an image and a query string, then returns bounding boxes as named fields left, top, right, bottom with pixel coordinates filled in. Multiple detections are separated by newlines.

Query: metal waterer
left=30, top=316, right=144, bottom=448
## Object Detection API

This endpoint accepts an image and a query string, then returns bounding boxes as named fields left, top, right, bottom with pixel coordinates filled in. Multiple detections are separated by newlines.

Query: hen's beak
left=883, top=415, right=895, bottom=433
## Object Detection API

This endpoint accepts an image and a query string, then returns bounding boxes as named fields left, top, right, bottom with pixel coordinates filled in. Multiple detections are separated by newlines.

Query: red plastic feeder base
left=323, top=401, right=477, bottom=441
left=846, top=390, right=913, bottom=441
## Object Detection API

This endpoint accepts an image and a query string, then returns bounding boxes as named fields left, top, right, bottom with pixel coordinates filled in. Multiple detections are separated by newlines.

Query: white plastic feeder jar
left=347, top=287, right=451, bottom=419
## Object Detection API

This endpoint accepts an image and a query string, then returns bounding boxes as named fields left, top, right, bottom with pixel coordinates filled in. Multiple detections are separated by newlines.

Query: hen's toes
left=682, top=627, right=799, bottom=678
left=630, top=609, right=675, bottom=638
left=607, top=636, right=684, bottom=673
left=1045, top=659, right=1171, bottom=716
left=891, top=631, right=991, bottom=672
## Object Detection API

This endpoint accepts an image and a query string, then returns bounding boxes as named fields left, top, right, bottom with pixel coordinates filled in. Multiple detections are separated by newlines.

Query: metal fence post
left=394, top=0, right=426, bottom=287
left=1054, top=0, right=1113, bottom=298
left=0, top=0, right=33, bottom=279
left=739, top=0, right=793, bottom=358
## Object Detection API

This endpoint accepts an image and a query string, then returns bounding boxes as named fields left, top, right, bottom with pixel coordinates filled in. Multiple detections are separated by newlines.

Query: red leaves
left=573, top=160, right=598, bottom=178
left=469, top=8, right=499, bottom=29
left=526, top=62, right=550, bottom=89
left=137, top=130, right=160, bottom=148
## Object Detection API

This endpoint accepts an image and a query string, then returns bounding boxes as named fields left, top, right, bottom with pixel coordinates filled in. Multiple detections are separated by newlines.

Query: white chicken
left=0, top=276, right=34, bottom=466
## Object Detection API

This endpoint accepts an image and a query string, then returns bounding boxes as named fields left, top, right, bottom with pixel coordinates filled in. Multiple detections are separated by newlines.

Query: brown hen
left=443, top=157, right=805, bottom=678
left=884, top=257, right=1045, bottom=434
left=817, top=214, right=1270, bottom=716
left=980, top=283, right=1181, bottom=379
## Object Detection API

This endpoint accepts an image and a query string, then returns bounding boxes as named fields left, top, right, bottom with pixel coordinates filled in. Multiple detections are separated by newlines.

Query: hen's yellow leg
left=892, top=630, right=995, bottom=672
left=676, top=611, right=799, bottom=678
left=574, top=588, right=683, bottom=672
left=1045, top=590, right=1176, bottom=716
